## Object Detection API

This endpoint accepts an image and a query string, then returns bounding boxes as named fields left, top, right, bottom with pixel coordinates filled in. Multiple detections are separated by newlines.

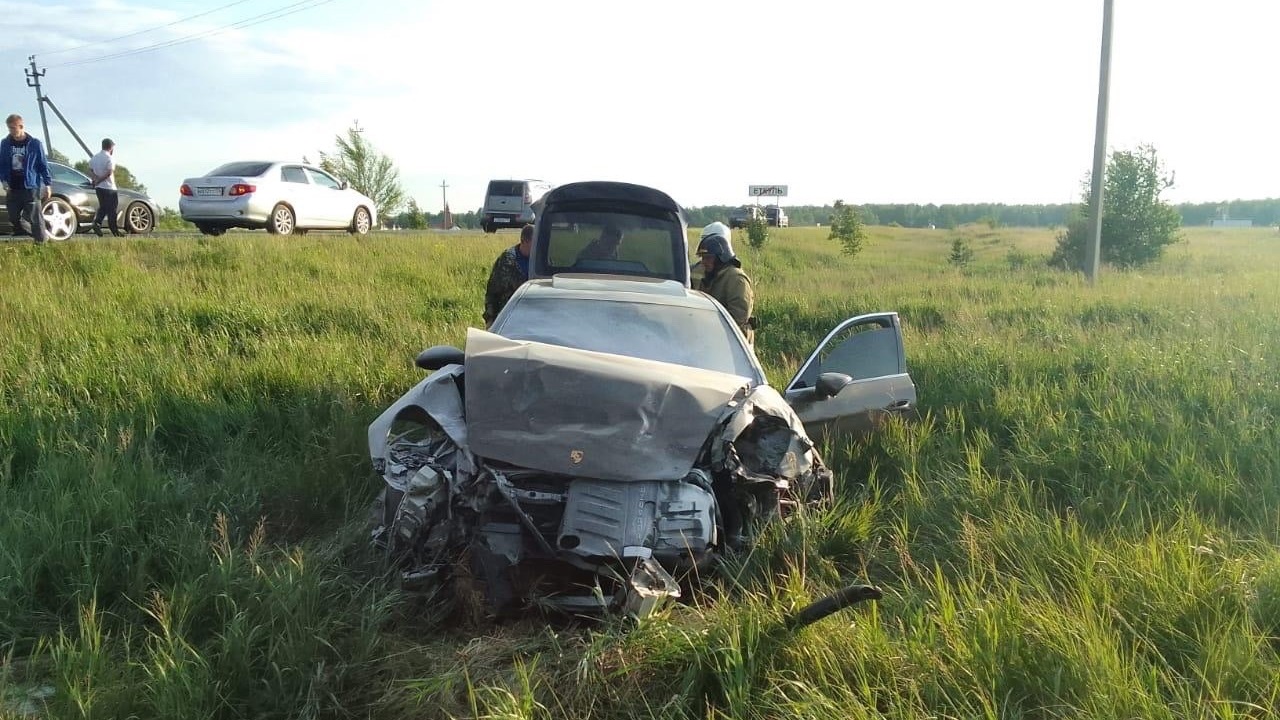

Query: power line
left=50, top=0, right=341, bottom=69
left=51, top=0, right=331, bottom=68
left=36, top=0, right=255, bottom=58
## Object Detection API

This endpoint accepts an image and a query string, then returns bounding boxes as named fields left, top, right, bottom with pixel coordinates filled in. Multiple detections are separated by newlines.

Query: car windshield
left=495, top=295, right=759, bottom=380
left=538, top=210, right=681, bottom=281
left=206, top=162, right=272, bottom=178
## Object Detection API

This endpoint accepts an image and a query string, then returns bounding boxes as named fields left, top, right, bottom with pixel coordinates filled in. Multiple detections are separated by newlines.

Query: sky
left=1, top=0, right=1275, bottom=214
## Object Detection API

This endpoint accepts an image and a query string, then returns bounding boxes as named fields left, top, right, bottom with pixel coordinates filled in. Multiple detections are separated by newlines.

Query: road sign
left=748, top=185, right=788, bottom=197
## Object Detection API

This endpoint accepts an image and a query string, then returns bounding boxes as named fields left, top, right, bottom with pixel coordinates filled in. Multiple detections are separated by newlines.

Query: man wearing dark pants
left=0, top=113, right=53, bottom=242
left=89, top=137, right=123, bottom=237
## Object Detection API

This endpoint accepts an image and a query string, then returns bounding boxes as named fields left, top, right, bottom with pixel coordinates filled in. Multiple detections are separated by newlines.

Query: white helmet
left=697, top=222, right=735, bottom=263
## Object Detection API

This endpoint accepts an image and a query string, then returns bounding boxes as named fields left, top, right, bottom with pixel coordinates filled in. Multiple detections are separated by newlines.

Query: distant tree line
left=388, top=203, right=482, bottom=230
left=1175, top=199, right=1280, bottom=227
left=683, top=200, right=1280, bottom=229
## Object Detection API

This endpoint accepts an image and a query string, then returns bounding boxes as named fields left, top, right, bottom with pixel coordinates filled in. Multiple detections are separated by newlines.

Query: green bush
left=746, top=214, right=769, bottom=249
left=1051, top=144, right=1183, bottom=270
left=948, top=237, right=974, bottom=268
left=828, top=200, right=866, bottom=257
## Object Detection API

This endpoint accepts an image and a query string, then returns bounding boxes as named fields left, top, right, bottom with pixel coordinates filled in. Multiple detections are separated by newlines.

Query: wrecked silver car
left=368, top=182, right=916, bottom=616
left=368, top=282, right=916, bottom=616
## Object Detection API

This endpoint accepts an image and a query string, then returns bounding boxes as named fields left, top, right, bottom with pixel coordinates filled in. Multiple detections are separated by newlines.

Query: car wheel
left=350, top=206, right=371, bottom=235
left=267, top=203, right=295, bottom=236
left=42, top=197, right=77, bottom=241
left=196, top=223, right=226, bottom=236
left=124, top=202, right=154, bottom=234
left=482, top=222, right=495, bottom=234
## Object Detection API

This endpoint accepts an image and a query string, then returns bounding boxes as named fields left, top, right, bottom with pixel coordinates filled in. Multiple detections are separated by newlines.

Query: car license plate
left=196, top=187, right=223, bottom=197
left=494, top=217, right=510, bottom=223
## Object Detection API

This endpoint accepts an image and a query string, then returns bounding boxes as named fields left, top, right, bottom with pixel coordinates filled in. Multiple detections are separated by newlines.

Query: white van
left=481, top=179, right=553, bottom=233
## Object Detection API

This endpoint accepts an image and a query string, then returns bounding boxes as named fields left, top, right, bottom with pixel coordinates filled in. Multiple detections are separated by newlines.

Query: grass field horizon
left=2, top=224, right=1278, bottom=719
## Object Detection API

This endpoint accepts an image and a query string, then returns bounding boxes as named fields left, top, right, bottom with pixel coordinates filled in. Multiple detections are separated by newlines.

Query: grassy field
left=1, top=224, right=1278, bottom=719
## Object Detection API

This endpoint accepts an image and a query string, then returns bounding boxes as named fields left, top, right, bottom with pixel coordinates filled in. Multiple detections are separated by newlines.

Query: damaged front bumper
left=377, top=456, right=714, bottom=616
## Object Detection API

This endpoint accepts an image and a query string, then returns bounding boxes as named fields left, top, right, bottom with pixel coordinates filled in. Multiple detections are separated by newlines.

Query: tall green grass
left=1, top=226, right=1277, bottom=718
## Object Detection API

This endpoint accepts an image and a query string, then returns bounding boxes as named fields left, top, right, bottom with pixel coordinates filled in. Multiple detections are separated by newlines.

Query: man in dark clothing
left=0, top=114, right=53, bottom=242
left=574, top=222, right=623, bottom=263
left=89, top=137, right=124, bottom=237
left=483, top=223, right=534, bottom=326
left=696, top=221, right=755, bottom=345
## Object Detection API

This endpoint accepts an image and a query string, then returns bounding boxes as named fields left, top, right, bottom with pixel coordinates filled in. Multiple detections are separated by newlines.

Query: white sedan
left=179, top=161, right=377, bottom=236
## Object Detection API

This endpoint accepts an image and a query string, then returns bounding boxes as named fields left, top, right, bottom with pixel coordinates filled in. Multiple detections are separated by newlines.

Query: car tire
left=41, top=197, right=77, bottom=241
left=350, top=206, right=372, bottom=235
left=267, top=203, right=295, bottom=236
left=196, top=223, right=226, bottom=237
left=124, top=202, right=154, bottom=234
left=482, top=222, right=495, bottom=234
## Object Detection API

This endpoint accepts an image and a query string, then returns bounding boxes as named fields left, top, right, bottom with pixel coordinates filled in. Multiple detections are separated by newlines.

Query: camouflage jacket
left=699, top=263, right=755, bottom=344
left=483, top=245, right=528, bottom=325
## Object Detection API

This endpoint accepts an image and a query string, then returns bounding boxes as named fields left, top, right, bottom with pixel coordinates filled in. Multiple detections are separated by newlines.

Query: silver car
left=369, top=275, right=917, bottom=617
left=179, top=161, right=377, bottom=236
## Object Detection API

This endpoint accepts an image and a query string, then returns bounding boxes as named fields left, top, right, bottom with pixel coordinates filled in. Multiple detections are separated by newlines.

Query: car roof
left=541, top=181, right=686, bottom=222
left=518, top=274, right=717, bottom=310
left=209, top=160, right=330, bottom=168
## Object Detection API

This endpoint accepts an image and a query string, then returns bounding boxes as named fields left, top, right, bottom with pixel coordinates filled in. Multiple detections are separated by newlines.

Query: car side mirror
left=814, top=372, right=854, bottom=400
left=339, top=180, right=349, bottom=190
left=415, top=345, right=464, bottom=370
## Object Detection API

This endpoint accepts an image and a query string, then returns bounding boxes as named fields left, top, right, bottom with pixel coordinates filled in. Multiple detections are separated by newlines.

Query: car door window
left=281, top=166, right=308, bottom=184
left=51, top=164, right=90, bottom=185
left=305, top=168, right=341, bottom=190
left=789, top=315, right=903, bottom=390
left=785, top=312, right=916, bottom=440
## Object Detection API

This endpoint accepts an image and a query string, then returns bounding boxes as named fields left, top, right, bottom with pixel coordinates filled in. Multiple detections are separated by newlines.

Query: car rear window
left=487, top=181, right=524, bottom=197
left=537, top=211, right=681, bottom=281
left=496, top=296, right=758, bottom=379
left=206, top=162, right=272, bottom=178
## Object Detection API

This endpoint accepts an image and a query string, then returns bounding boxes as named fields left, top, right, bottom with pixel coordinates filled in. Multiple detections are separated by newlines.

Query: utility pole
left=439, top=179, right=451, bottom=229
left=1084, top=0, right=1114, bottom=284
left=24, top=56, right=53, bottom=153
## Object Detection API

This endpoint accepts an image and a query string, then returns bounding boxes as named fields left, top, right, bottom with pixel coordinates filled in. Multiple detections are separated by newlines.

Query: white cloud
left=1, top=0, right=1274, bottom=214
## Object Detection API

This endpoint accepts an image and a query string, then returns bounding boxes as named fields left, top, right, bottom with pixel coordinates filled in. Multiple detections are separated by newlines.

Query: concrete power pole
left=1084, top=0, right=1115, bottom=284
left=24, top=56, right=54, bottom=153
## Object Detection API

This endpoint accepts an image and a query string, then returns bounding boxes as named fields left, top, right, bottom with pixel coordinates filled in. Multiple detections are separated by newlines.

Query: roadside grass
left=1, top=226, right=1276, bottom=718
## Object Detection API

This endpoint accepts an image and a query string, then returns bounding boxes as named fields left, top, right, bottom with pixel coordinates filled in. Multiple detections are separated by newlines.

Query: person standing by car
left=88, top=138, right=124, bottom=237
left=483, top=223, right=534, bottom=326
left=0, top=114, right=53, bottom=242
left=696, top=221, right=755, bottom=345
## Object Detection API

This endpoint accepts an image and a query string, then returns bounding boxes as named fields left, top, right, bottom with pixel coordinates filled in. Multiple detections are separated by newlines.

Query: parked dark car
left=0, top=162, right=158, bottom=240
left=368, top=181, right=917, bottom=618
left=765, top=205, right=789, bottom=227
left=728, top=204, right=765, bottom=229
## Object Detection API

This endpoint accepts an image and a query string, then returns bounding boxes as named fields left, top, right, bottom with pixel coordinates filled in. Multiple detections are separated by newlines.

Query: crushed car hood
left=464, top=329, right=752, bottom=482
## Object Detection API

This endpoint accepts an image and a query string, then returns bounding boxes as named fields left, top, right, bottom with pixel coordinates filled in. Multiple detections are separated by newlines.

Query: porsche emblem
left=569, top=450, right=585, bottom=465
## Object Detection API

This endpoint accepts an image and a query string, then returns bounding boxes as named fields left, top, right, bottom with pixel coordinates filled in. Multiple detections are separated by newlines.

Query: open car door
left=784, top=312, right=917, bottom=440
